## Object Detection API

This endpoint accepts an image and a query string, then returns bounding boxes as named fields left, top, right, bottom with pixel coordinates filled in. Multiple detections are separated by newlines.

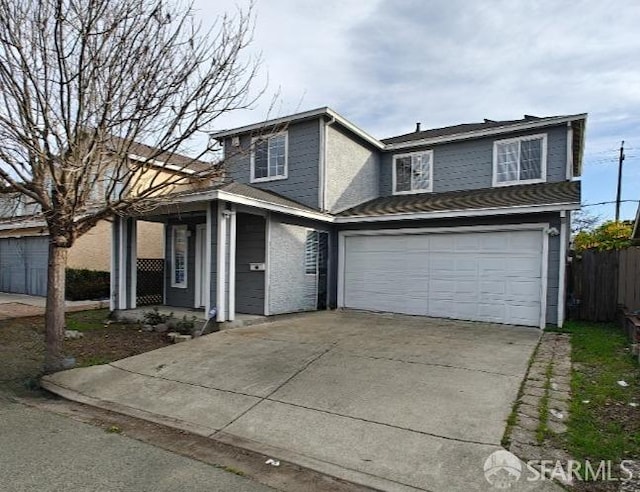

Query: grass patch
left=536, top=362, right=553, bottom=443
left=501, top=339, right=542, bottom=447
left=561, top=320, right=640, bottom=462
left=65, top=309, right=110, bottom=332
left=78, top=355, right=112, bottom=367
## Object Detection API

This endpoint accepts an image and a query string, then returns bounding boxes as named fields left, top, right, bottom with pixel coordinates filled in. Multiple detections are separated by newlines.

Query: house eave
left=171, top=189, right=335, bottom=223
left=384, top=114, right=588, bottom=151
left=335, top=202, right=581, bottom=223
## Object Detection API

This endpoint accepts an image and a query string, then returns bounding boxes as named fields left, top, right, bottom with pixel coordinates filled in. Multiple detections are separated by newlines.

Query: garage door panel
left=343, top=230, right=543, bottom=327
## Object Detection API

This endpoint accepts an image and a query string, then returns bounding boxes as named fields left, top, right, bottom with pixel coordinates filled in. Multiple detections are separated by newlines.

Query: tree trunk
left=44, top=243, right=68, bottom=373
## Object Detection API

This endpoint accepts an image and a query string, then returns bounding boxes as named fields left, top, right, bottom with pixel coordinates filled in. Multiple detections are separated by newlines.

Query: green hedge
left=65, top=269, right=110, bottom=301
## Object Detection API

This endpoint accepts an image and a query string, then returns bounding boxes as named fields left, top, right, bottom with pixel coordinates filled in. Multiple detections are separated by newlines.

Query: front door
left=195, top=224, right=208, bottom=308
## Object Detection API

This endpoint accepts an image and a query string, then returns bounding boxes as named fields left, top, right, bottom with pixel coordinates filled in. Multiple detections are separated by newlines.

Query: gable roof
left=210, top=107, right=384, bottom=149
left=211, top=108, right=587, bottom=177
left=338, top=181, right=580, bottom=218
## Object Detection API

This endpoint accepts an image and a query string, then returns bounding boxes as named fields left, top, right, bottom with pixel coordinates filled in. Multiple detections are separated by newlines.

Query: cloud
left=193, top=0, right=640, bottom=219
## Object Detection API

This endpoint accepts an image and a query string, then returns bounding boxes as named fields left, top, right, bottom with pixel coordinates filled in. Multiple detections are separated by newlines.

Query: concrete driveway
left=43, top=311, right=559, bottom=491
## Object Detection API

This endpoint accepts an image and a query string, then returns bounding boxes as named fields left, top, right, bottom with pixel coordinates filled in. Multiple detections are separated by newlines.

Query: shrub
left=143, top=307, right=173, bottom=325
left=65, top=268, right=110, bottom=301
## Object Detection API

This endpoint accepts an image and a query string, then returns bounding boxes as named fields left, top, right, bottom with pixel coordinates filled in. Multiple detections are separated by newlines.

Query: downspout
left=558, top=211, right=568, bottom=328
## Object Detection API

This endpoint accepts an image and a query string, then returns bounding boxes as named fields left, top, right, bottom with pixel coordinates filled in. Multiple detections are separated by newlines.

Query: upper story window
left=493, top=134, right=547, bottom=186
left=251, top=132, right=288, bottom=183
left=393, top=150, right=433, bottom=195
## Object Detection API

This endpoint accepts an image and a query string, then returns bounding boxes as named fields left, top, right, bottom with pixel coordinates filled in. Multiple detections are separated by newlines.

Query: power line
left=582, top=199, right=639, bottom=208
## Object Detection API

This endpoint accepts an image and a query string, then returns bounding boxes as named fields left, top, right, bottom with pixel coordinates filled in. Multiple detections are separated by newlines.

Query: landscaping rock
left=141, top=324, right=154, bottom=332
left=173, top=334, right=192, bottom=343
left=154, top=323, right=168, bottom=333
left=166, top=332, right=179, bottom=342
left=64, top=330, right=84, bottom=340
left=166, top=319, right=178, bottom=330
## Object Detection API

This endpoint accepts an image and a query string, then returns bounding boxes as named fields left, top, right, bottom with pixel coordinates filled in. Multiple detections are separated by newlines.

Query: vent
left=231, top=136, right=240, bottom=147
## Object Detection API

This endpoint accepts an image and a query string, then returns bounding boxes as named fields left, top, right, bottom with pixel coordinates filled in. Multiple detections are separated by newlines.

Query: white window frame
left=171, top=225, right=188, bottom=289
left=492, top=133, right=548, bottom=187
left=250, top=131, right=289, bottom=183
left=305, top=230, right=319, bottom=275
left=392, top=150, right=434, bottom=195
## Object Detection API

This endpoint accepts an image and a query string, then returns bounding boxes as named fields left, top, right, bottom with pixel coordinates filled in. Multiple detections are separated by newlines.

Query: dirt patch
left=0, top=302, right=44, bottom=320
left=0, top=313, right=170, bottom=394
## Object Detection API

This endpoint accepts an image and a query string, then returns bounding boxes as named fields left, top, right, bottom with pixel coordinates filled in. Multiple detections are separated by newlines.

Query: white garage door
left=342, top=229, right=544, bottom=327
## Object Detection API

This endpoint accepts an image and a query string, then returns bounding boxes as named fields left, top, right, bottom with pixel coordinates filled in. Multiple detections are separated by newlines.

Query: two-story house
left=110, top=108, right=585, bottom=328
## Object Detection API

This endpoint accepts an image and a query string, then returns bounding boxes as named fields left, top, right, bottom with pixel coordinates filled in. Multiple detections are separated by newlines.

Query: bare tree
left=571, top=209, right=601, bottom=235
left=0, top=0, right=260, bottom=372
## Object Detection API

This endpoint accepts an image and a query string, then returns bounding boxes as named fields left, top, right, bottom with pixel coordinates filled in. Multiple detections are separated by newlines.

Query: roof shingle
left=338, top=181, right=580, bottom=217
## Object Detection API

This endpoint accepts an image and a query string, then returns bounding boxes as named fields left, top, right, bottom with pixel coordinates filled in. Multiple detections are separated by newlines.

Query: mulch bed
left=0, top=314, right=170, bottom=394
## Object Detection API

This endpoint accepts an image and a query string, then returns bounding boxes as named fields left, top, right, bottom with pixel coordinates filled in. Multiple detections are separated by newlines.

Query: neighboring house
left=110, top=108, right=586, bottom=328
left=0, top=140, right=212, bottom=296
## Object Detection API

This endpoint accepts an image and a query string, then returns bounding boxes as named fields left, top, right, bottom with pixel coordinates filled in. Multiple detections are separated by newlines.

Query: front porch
left=110, top=199, right=268, bottom=323
left=116, top=304, right=266, bottom=329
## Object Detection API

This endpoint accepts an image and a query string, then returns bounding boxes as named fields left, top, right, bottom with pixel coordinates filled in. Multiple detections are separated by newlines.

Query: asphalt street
left=0, top=394, right=273, bottom=492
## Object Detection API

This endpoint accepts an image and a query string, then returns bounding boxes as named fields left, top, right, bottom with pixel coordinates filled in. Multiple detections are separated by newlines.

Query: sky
left=193, top=0, right=640, bottom=222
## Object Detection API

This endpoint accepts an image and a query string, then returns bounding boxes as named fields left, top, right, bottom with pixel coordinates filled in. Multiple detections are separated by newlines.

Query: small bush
left=143, top=307, right=173, bottom=325
left=66, top=269, right=110, bottom=301
left=176, top=315, right=196, bottom=335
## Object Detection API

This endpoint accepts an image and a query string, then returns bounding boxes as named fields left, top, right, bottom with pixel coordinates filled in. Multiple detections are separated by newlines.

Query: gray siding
left=337, top=212, right=563, bottom=326
left=326, top=124, right=379, bottom=213
left=225, top=119, right=321, bottom=209
left=235, top=213, right=266, bottom=315
left=0, top=236, right=48, bottom=296
left=380, top=125, right=568, bottom=196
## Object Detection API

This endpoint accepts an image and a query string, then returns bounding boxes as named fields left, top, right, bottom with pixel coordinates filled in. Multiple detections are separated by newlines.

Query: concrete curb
left=40, top=376, right=414, bottom=492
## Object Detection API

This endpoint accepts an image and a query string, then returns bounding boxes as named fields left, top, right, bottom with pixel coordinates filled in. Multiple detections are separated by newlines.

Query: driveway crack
left=210, top=341, right=339, bottom=437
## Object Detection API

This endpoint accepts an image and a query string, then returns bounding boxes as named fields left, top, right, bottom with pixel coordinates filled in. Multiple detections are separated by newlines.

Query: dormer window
left=251, top=132, right=288, bottom=183
left=493, top=134, right=547, bottom=186
left=393, top=150, right=433, bottom=194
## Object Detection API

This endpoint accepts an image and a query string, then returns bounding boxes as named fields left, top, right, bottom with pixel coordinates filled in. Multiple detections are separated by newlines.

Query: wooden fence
left=568, top=246, right=640, bottom=322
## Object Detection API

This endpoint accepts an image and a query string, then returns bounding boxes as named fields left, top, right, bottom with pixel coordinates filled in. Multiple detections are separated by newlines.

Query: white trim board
left=216, top=202, right=227, bottom=322
left=337, top=223, right=550, bottom=330
left=228, top=205, right=237, bottom=322
left=170, top=188, right=578, bottom=224
left=557, top=211, right=568, bottom=328
left=334, top=202, right=580, bottom=223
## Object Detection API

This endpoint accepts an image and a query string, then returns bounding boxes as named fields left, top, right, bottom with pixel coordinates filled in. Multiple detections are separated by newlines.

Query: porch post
left=110, top=217, right=118, bottom=311
left=128, top=218, right=137, bottom=309
left=228, top=204, right=237, bottom=321
left=216, top=201, right=227, bottom=321
left=205, top=202, right=213, bottom=319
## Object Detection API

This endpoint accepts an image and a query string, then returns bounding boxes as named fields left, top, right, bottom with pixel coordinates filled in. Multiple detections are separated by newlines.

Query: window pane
left=411, top=153, right=431, bottom=191
left=496, top=142, right=519, bottom=182
left=520, top=138, right=542, bottom=180
left=254, top=140, right=268, bottom=179
left=395, top=156, right=412, bottom=192
left=269, top=135, right=286, bottom=177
